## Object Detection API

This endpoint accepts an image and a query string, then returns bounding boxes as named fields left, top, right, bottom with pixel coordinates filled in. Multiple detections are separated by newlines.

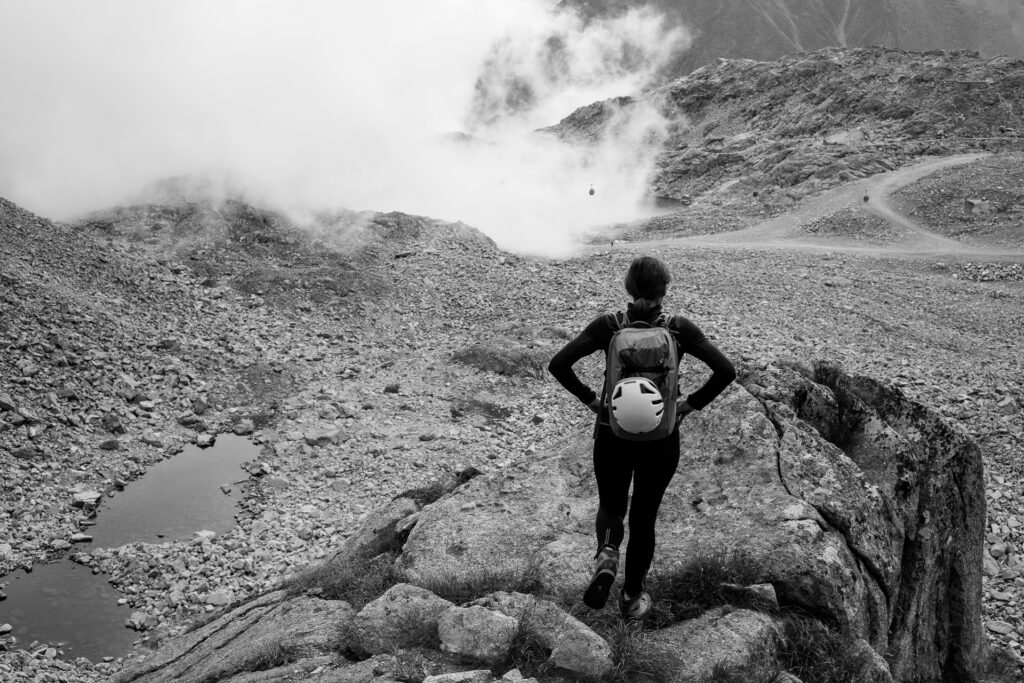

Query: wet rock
left=72, top=491, right=102, bottom=508
left=231, top=420, right=255, bottom=436
left=127, top=611, right=158, bottom=631
left=70, top=533, right=93, bottom=543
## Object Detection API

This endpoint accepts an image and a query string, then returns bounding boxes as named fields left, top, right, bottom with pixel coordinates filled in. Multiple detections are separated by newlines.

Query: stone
left=329, top=496, right=420, bottom=562
left=352, top=583, right=454, bottom=655
left=0, top=394, right=16, bottom=412
left=50, top=539, right=72, bottom=550
left=438, top=605, right=518, bottom=664
left=232, top=420, right=255, bottom=436
left=141, top=432, right=164, bottom=447
left=99, top=438, right=121, bottom=450
left=0, top=624, right=11, bottom=635
left=997, top=396, right=1019, bottom=415
left=72, top=491, right=102, bottom=508
left=647, top=607, right=782, bottom=682
left=102, top=413, right=126, bottom=435
left=304, top=428, right=340, bottom=447
left=11, top=446, right=42, bottom=460
left=987, top=621, right=1015, bottom=635
left=266, top=476, right=290, bottom=490
left=70, top=533, right=93, bottom=543
left=127, top=611, right=158, bottom=631
left=471, top=592, right=613, bottom=677
left=196, top=433, right=216, bottom=448
left=205, top=589, right=232, bottom=606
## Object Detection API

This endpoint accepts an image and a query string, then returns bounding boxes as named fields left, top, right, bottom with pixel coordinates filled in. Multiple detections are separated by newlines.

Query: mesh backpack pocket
left=604, top=313, right=679, bottom=441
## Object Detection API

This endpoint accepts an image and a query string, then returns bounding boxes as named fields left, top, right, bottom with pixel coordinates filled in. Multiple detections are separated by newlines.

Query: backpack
left=604, top=311, right=679, bottom=441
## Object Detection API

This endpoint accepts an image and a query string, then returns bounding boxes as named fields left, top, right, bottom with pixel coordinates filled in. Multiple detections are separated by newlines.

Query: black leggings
left=593, top=424, right=680, bottom=595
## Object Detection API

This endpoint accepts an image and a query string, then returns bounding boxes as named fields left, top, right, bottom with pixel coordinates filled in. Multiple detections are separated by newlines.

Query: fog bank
left=0, top=0, right=689, bottom=255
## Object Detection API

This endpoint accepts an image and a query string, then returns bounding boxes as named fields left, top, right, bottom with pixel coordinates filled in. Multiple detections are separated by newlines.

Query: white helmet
left=610, top=377, right=664, bottom=434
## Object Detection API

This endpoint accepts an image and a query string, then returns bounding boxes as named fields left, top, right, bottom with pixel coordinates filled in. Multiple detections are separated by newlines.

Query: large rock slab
left=742, top=360, right=986, bottom=681
left=114, top=590, right=354, bottom=683
left=399, top=360, right=985, bottom=680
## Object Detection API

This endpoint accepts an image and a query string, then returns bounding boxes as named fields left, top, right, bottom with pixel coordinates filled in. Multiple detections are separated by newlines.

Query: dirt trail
left=594, top=153, right=1024, bottom=261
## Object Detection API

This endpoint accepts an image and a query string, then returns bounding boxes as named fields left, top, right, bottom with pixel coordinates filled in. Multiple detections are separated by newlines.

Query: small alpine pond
left=0, top=434, right=258, bottom=661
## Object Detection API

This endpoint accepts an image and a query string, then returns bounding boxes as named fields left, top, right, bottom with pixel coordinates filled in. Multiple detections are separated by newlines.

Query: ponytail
left=630, top=297, right=661, bottom=318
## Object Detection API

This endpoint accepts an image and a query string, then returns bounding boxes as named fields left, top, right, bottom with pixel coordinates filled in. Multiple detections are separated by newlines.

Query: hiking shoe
left=620, top=589, right=653, bottom=624
left=582, top=545, right=619, bottom=609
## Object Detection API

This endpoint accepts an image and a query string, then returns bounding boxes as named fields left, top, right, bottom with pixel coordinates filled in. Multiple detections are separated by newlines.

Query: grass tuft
left=495, top=617, right=554, bottom=680
left=285, top=549, right=403, bottom=609
left=250, top=639, right=304, bottom=672
left=644, top=550, right=777, bottom=629
left=417, top=564, right=545, bottom=606
left=774, top=613, right=866, bottom=683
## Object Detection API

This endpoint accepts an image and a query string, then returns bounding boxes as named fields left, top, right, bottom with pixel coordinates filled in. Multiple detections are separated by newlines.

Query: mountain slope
left=563, top=0, right=1024, bottom=77
left=545, top=46, right=1024, bottom=224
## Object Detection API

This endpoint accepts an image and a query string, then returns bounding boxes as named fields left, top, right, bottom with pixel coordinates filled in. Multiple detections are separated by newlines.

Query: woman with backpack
left=548, top=255, right=735, bottom=623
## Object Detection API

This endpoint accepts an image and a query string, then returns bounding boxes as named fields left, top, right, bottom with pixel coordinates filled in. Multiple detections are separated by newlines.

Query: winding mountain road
left=601, top=153, right=1024, bottom=261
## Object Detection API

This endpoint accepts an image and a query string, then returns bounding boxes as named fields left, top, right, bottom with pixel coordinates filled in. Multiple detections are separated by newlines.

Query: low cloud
left=0, top=0, right=689, bottom=255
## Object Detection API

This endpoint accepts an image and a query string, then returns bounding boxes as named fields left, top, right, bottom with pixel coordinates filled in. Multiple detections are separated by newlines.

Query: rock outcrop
left=112, top=360, right=987, bottom=682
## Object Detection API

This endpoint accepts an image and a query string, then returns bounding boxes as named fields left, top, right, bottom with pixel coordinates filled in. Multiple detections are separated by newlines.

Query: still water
left=0, top=434, right=257, bottom=660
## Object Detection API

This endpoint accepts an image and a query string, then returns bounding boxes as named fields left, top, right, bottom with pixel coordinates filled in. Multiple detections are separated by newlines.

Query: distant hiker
left=548, top=256, right=735, bottom=623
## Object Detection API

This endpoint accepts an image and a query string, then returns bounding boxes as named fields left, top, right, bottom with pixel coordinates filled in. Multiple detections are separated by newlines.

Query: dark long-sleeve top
left=548, top=304, right=736, bottom=412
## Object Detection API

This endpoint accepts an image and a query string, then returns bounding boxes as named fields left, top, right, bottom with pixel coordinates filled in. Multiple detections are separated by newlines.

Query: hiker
left=548, top=255, right=736, bottom=623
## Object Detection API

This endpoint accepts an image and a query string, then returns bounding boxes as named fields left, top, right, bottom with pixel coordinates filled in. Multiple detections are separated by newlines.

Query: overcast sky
left=0, top=1, right=687, bottom=254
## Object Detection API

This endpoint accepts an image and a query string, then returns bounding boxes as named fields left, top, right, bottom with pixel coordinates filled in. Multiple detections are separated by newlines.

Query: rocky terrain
left=546, top=47, right=1024, bottom=230
left=891, top=153, right=1024, bottom=249
left=2, top=45, right=1024, bottom=683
